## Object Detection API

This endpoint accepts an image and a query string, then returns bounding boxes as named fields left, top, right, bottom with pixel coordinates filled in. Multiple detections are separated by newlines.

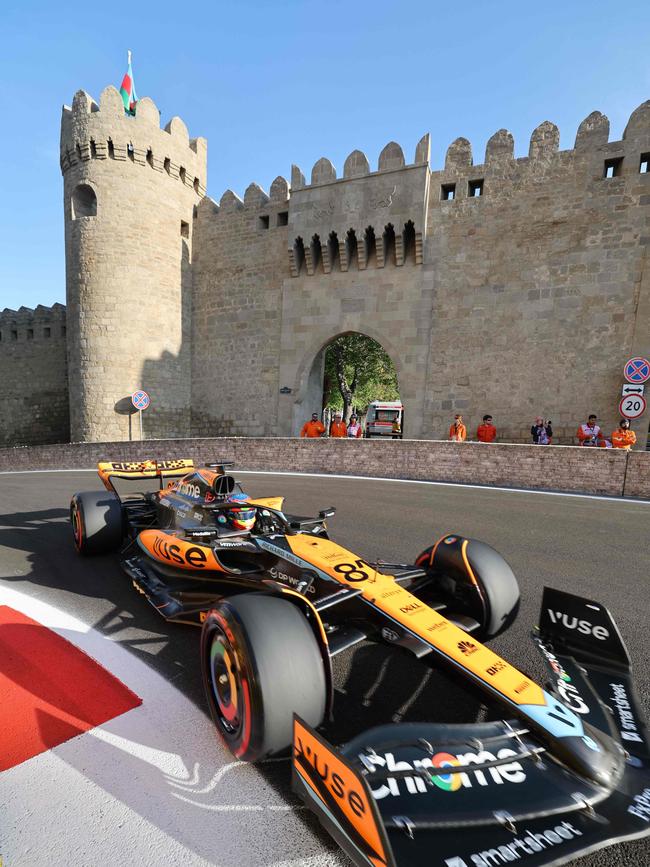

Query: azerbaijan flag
left=120, top=51, right=138, bottom=116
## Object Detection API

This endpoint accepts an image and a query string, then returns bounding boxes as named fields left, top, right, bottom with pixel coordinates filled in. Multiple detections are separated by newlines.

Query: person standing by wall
left=300, top=412, right=325, bottom=438
left=448, top=414, right=467, bottom=442
left=347, top=415, right=363, bottom=438
left=531, top=417, right=553, bottom=444
left=476, top=414, right=496, bottom=443
left=611, top=418, right=636, bottom=449
left=330, top=412, right=347, bottom=438
left=576, top=414, right=603, bottom=446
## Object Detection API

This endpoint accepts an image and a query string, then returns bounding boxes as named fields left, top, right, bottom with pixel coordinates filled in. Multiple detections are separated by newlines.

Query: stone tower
left=60, top=86, right=206, bottom=442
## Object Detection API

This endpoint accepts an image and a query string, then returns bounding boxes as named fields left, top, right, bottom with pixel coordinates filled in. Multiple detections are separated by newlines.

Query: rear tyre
left=70, top=490, right=123, bottom=555
left=415, top=536, right=520, bottom=639
left=201, top=593, right=326, bottom=762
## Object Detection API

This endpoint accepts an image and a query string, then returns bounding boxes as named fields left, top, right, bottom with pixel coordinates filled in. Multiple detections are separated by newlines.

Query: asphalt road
left=0, top=469, right=649, bottom=867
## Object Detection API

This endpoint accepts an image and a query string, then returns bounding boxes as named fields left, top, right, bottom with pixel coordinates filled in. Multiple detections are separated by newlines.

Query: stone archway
left=289, top=329, right=403, bottom=436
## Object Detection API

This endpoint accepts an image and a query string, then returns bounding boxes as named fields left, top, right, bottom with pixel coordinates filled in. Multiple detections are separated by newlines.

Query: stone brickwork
left=0, top=439, right=647, bottom=500
left=3, top=87, right=650, bottom=451
left=60, top=86, right=206, bottom=443
left=0, top=305, right=69, bottom=446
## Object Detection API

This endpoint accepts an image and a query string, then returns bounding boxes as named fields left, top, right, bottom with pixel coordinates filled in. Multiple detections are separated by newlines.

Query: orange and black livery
left=70, top=460, right=650, bottom=867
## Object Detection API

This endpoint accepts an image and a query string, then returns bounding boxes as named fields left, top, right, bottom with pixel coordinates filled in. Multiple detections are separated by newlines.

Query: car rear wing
left=98, top=459, right=194, bottom=493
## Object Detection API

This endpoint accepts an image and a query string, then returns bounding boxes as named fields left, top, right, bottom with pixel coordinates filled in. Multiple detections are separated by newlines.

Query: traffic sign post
left=131, top=390, right=151, bottom=440
left=623, top=357, right=650, bottom=384
left=618, top=393, right=647, bottom=420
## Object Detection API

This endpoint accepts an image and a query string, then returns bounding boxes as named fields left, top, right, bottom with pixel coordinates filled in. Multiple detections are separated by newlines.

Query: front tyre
left=201, top=593, right=326, bottom=762
left=70, top=490, right=123, bottom=555
left=416, top=535, right=520, bottom=639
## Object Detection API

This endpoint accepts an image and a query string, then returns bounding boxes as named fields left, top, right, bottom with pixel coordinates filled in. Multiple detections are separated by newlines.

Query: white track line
left=0, top=586, right=343, bottom=867
left=1, top=466, right=649, bottom=505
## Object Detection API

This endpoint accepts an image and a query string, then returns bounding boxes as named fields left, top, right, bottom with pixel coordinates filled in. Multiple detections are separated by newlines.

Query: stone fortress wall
left=195, top=104, right=650, bottom=443
left=1, top=87, right=649, bottom=448
left=0, top=304, right=69, bottom=446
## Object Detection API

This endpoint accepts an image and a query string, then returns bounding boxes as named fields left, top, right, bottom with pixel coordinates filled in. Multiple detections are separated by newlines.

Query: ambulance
left=364, top=400, right=404, bottom=438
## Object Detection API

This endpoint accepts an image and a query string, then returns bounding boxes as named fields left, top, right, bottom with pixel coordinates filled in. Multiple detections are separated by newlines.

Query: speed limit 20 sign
left=619, top=393, right=647, bottom=419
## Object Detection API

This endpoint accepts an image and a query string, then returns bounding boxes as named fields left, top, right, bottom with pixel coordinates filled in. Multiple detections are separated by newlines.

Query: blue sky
left=1, top=0, right=649, bottom=310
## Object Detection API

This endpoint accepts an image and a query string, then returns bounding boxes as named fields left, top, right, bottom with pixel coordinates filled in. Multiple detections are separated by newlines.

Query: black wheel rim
left=209, top=627, right=242, bottom=736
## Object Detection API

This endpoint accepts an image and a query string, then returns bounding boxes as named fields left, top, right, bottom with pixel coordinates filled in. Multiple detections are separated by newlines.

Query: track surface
left=1, top=470, right=649, bottom=866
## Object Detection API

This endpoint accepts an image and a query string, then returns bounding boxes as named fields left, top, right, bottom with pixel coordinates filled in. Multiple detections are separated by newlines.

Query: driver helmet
left=220, top=493, right=256, bottom=531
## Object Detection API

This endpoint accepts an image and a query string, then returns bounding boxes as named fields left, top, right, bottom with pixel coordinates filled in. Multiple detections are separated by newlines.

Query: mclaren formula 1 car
left=71, top=459, right=650, bottom=867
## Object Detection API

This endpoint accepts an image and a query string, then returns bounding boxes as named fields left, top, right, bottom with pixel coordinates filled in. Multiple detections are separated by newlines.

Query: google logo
left=429, top=751, right=463, bottom=791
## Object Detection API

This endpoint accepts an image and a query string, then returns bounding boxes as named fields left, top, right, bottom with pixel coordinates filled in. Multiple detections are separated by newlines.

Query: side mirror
left=319, top=507, right=336, bottom=519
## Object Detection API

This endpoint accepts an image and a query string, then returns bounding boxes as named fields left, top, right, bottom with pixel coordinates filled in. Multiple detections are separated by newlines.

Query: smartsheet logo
left=444, top=820, right=583, bottom=866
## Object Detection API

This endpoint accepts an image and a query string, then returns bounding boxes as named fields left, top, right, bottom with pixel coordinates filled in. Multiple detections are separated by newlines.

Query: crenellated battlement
left=0, top=303, right=67, bottom=344
left=60, top=86, right=207, bottom=195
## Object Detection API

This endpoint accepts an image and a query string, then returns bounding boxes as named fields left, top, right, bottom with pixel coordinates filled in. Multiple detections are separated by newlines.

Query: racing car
left=71, top=459, right=650, bottom=867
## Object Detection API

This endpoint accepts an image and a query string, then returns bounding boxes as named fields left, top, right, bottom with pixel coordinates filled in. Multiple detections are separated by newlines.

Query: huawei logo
left=458, top=640, right=477, bottom=656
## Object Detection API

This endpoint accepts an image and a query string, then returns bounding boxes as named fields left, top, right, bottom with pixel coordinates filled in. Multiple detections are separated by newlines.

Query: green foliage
left=323, top=333, right=399, bottom=418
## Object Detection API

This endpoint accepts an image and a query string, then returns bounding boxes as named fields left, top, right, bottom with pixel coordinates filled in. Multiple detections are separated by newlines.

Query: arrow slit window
left=71, top=184, right=97, bottom=219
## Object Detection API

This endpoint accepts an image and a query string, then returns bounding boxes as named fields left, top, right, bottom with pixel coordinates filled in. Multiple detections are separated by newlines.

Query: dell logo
left=547, top=610, right=610, bottom=641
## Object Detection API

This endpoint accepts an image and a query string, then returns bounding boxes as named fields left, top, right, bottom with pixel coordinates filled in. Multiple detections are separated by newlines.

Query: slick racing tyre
left=201, top=593, right=326, bottom=762
left=416, top=535, right=520, bottom=639
left=70, top=490, right=124, bottom=555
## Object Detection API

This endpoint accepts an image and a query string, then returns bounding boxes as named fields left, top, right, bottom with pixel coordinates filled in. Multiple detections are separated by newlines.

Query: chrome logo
left=429, top=751, right=462, bottom=791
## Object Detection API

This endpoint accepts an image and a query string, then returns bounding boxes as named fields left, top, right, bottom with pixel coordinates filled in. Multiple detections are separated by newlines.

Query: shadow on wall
left=139, top=238, right=193, bottom=440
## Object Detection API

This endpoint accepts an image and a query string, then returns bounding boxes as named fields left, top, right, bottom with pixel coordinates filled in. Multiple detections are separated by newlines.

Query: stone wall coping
left=0, top=437, right=647, bottom=500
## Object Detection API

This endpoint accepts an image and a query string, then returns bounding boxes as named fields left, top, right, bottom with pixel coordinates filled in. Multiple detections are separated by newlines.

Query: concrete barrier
left=0, top=437, right=648, bottom=499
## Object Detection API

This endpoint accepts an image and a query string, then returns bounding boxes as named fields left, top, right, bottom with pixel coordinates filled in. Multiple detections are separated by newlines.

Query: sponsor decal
left=444, top=820, right=583, bottom=866
left=380, top=588, right=402, bottom=599
left=192, top=510, right=204, bottom=522
left=535, top=639, right=590, bottom=714
left=425, top=620, right=448, bottom=633
left=152, top=535, right=208, bottom=568
left=178, top=481, right=201, bottom=499
left=444, top=536, right=458, bottom=545
left=458, top=640, right=478, bottom=656
left=546, top=610, right=610, bottom=641
left=381, top=627, right=400, bottom=642
left=218, top=539, right=249, bottom=548
left=293, top=719, right=390, bottom=866
left=205, top=490, right=216, bottom=503
left=486, top=660, right=507, bottom=676
left=333, top=560, right=371, bottom=582
left=399, top=601, right=423, bottom=615
left=364, top=747, right=526, bottom=800
left=269, top=566, right=316, bottom=594
left=628, top=787, right=650, bottom=822
left=514, top=681, right=530, bottom=695
left=610, top=682, right=644, bottom=743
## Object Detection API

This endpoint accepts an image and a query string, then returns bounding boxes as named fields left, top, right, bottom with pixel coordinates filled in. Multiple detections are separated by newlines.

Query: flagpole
left=127, top=49, right=132, bottom=65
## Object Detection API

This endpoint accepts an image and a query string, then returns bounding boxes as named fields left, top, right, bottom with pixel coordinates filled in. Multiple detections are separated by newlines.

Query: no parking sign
left=131, top=390, right=150, bottom=439
left=623, top=357, right=650, bottom=384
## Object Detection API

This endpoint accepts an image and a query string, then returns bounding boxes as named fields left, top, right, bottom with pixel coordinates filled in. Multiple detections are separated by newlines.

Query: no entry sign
left=623, top=357, right=650, bottom=384
left=619, top=393, right=647, bottom=420
left=131, top=390, right=150, bottom=411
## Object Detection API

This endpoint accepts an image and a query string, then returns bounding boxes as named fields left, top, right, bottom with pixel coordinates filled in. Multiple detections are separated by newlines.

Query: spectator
left=577, top=414, right=604, bottom=447
left=611, top=419, right=636, bottom=450
left=531, top=416, right=553, bottom=445
left=330, top=412, right=347, bottom=438
left=347, top=415, right=363, bottom=438
left=300, top=412, right=325, bottom=438
left=476, top=414, right=497, bottom=443
left=448, top=414, right=467, bottom=442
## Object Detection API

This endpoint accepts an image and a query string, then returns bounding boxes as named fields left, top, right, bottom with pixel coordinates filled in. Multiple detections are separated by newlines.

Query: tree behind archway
left=323, top=333, right=399, bottom=421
